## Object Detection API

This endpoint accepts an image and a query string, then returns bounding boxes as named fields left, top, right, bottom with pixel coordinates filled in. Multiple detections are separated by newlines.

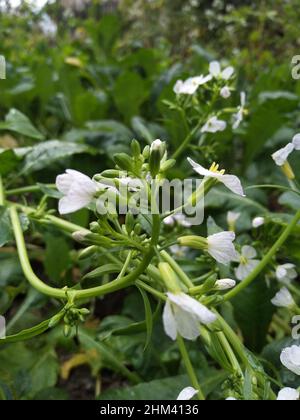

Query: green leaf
left=78, top=328, right=140, bottom=384
left=0, top=206, right=13, bottom=247
left=44, top=235, right=71, bottom=285
left=0, top=150, right=19, bottom=176
left=0, top=342, right=59, bottom=398
left=232, top=279, right=277, bottom=352
left=19, top=140, right=96, bottom=174
left=98, top=371, right=227, bottom=400
left=113, top=72, right=149, bottom=121
left=0, top=310, right=64, bottom=344
left=0, top=109, right=44, bottom=140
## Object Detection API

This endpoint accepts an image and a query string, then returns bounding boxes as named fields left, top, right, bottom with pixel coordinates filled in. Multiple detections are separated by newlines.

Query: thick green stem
left=224, top=209, right=300, bottom=301
left=177, top=336, right=205, bottom=401
left=10, top=206, right=67, bottom=299
left=160, top=250, right=194, bottom=288
left=10, top=204, right=161, bottom=301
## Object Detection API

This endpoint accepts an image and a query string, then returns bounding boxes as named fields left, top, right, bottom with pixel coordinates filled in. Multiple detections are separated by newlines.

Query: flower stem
left=10, top=206, right=67, bottom=299
left=172, top=120, right=203, bottom=160
left=177, top=336, right=205, bottom=401
left=160, top=250, right=194, bottom=288
left=224, top=209, right=300, bottom=301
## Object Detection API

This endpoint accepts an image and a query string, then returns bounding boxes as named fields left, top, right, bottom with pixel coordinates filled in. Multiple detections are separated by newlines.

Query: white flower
left=170, top=245, right=189, bottom=258
left=207, top=231, right=238, bottom=265
left=163, top=292, right=217, bottom=341
left=188, top=158, right=245, bottom=197
left=174, top=75, right=212, bottom=95
left=177, top=387, right=198, bottom=400
left=276, top=264, right=297, bottom=285
left=235, top=246, right=260, bottom=281
left=277, top=388, right=299, bottom=401
left=252, top=217, right=265, bottom=228
left=227, top=211, right=241, bottom=230
left=232, top=92, right=246, bottom=129
left=201, top=116, right=227, bottom=133
left=271, top=287, right=295, bottom=308
left=280, top=345, right=300, bottom=375
left=226, top=397, right=237, bottom=401
left=209, top=61, right=234, bottom=80
left=164, top=214, right=192, bottom=228
left=220, top=86, right=231, bottom=99
left=56, top=170, right=98, bottom=214
left=272, top=134, right=300, bottom=166
left=215, top=279, right=236, bottom=290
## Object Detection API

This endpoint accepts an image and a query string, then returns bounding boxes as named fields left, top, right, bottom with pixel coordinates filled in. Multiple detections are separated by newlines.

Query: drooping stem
left=172, top=120, right=203, bottom=160
left=10, top=206, right=67, bottom=299
left=177, top=335, right=205, bottom=401
left=224, top=209, right=300, bottom=301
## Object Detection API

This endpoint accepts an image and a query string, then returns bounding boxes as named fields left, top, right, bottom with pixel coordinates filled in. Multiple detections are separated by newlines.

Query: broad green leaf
left=0, top=109, right=44, bottom=140
left=232, top=279, right=277, bottom=352
left=0, top=342, right=59, bottom=398
left=19, top=140, right=96, bottom=174
left=113, top=72, right=149, bottom=121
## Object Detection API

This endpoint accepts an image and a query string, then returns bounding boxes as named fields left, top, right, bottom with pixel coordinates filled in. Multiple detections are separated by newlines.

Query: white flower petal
left=252, top=217, right=265, bottom=228
left=162, top=300, right=177, bottom=341
left=187, top=157, right=218, bottom=178
left=271, top=287, right=294, bottom=308
left=242, top=246, right=257, bottom=259
left=272, top=143, right=295, bottom=166
left=207, top=231, right=238, bottom=265
left=174, top=308, right=201, bottom=340
left=280, top=345, right=300, bottom=375
left=220, top=86, right=231, bottom=99
left=277, top=388, right=299, bottom=401
left=292, top=133, right=300, bottom=150
left=167, top=292, right=217, bottom=325
left=221, top=66, right=234, bottom=80
left=209, top=61, right=221, bottom=77
left=177, top=387, right=198, bottom=401
left=219, top=174, right=245, bottom=197
left=227, top=211, right=241, bottom=224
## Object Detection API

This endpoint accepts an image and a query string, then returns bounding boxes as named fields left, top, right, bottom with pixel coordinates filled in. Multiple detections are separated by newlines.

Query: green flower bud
left=114, top=153, right=133, bottom=172
left=178, top=235, right=207, bottom=250
left=149, top=140, right=166, bottom=178
left=160, top=159, right=176, bottom=172
left=159, top=262, right=181, bottom=293
left=131, top=139, right=141, bottom=157
left=125, top=212, right=135, bottom=234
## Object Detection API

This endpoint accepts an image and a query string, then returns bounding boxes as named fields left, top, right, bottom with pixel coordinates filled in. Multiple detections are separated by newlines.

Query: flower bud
left=149, top=139, right=166, bottom=178
left=131, top=139, right=141, bottom=157
left=114, top=153, right=133, bottom=172
left=215, top=279, right=236, bottom=290
left=158, top=262, right=181, bottom=293
left=160, top=159, right=176, bottom=172
left=178, top=235, right=207, bottom=250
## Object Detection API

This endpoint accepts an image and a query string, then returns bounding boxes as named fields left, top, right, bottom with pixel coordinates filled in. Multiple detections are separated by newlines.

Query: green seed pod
left=114, top=153, right=133, bottom=172
left=78, top=246, right=98, bottom=260
left=100, top=170, right=123, bottom=178
left=48, top=312, right=64, bottom=328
